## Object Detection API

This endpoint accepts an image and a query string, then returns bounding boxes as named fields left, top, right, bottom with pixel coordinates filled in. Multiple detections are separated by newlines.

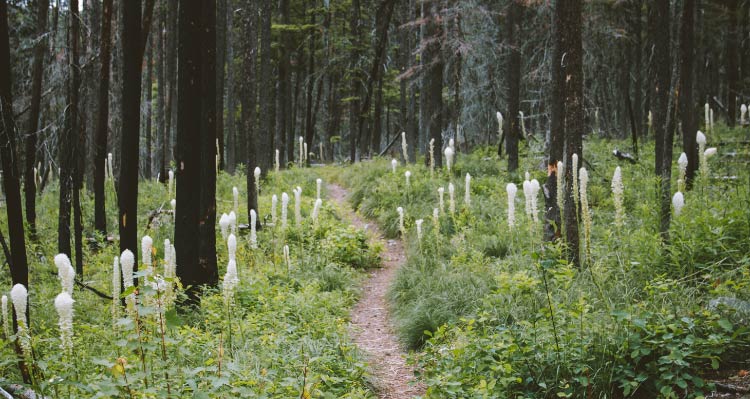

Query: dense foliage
left=338, top=125, right=750, bottom=398
left=0, top=167, right=380, bottom=398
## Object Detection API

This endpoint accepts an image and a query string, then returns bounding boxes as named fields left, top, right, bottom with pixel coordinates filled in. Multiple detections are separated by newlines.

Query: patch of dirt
left=327, top=184, right=425, bottom=398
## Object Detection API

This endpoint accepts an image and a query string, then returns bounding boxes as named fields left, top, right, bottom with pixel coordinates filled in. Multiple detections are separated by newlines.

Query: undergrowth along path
left=327, top=184, right=425, bottom=399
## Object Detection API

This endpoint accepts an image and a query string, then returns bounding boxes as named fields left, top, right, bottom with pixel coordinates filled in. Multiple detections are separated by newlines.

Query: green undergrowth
left=339, top=126, right=750, bottom=398
left=0, top=165, right=378, bottom=398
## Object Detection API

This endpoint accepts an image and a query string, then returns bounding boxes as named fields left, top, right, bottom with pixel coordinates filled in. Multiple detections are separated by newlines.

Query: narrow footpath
left=327, top=184, right=425, bottom=399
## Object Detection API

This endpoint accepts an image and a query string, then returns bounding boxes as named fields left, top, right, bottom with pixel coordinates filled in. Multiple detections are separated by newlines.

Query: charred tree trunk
left=143, top=36, right=153, bottom=180
left=505, top=0, right=521, bottom=172
left=241, top=1, right=260, bottom=224
left=304, top=10, right=315, bottom=165
left=0, top=0, right=31, bottom=382
left=276, top=0, right=291, bottom=166
left=24, top=0, right=49, bottom=237
left=349, top=0, right=362, bottom=162
left=94, top=0, right=113, bottom=235
left=119, top=0, right=142, bottom=257
left=225, top=4, right=237, bottom=173
left=165, top=0, right=177, bottom=174
left=424, top=0, right=443, bottom=168
left=216, top=0, right=227, bottom=172
left=198, top=0, right=218, bottom=291
left=156, top=2, right=166, bottom=183
left=652, top=0, right=672, bottom=239
left=680, top=0, right=698, bottom=188
left=257, top=0, right=273, bottom=175
left=726, top=0, right=738, bottom=126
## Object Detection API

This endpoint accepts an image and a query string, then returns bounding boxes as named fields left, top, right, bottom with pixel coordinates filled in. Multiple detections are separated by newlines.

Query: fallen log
left=612, top=149, right=637, bottom=164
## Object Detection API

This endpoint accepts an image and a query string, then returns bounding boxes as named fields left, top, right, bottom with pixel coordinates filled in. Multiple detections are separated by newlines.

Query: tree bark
left=119, top=0, right=142, bottom=258
left=225, top=4, right=236, bottom=173
left=349, top=0, right=362, bottom=162
left=216, top=0, right=226, bottom=172
left=505, top=0, right=521, bottom=172
left=156, top=1, right=166, bottom=183
left=241, top=0, right=259, bottom=225
left=257, top=0, right=273, bottom=175
left=276, top=0, right=291, bottom=166
left=143, top=36, right=153, bottom=180
left=680, top=0, right=698, bottom=188
left=651, top=0, right=672, bottom=239
left=94, top=0, right=113, bottom=234
left=726, top=0, right=738, bottom=126
left=304, top=10, right=315, bottom=164
left=24, top=0, right=49, bottom=237
left=0, top=0, right=31, bottom=382
left=424, top=0, right=443, bottom=168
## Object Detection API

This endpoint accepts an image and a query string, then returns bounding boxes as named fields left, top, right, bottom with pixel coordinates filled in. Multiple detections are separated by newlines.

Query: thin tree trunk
left=156, top=1, right=166, bottom=183
left=94, top=0, right=113, bottom=234
left=225, top=4, right=236, bottom=173
left=303, top=10, right=315, bottom=165
left=0, top=0, right=31, bottom=382
left=216, top=0, right=226, bottom=171
left=165, top=0, right=177, bottom=173
left=241, top=0, right=259, bottom=225
left=257, top=0, right=273, bottom=175
left=726, top=0, right=739, bottom=126
left=276, top=0, right=291, bottom=166
left=424, top=0, right=443, bottom=168
left=505, top=0, right=521, bottom=172
left=24, top=0, right=49, bottom=237
left=349, top=0, right=362, bottom=162
left=680, top=0, right=698, bottom=188
left=652, top=0, right=672, bottom=239
left=143, top=36, right=153, bottom=180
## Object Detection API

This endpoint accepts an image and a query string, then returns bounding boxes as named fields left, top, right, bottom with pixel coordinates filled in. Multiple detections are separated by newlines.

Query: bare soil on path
left=327, top=184, right=425, bottom=399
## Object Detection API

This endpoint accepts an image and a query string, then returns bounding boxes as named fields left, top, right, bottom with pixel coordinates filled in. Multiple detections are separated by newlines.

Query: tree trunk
left=0, top=0, right=31, bottom=382
left=276, top=0, right=291, bottom=166
left=94, top=0, right=113, bottom=235
left=651, top=0, right=672, bottom=239
left=119, top=0, right=142, bottom=258
left=156, top=1, right=166, bottom=183
left=225, top=3, right=237, bottom=173
left=424, top=0, right=443, bottom=168
left=505, top=0, right=521, bottom=172
left=24, top=0, right=49, bottom=237
left=143, top=36, right=153, bottom=180
left=726, top=0, right=738, bottom=126
left=216, top=0, right=226, bottom=171
left=304, top=10, right=315, bottom=165
left=165, top=0, right=177, bottom=175
left=372, top=70, right=384, bottom=153
left=349, top=0, right=362, bottom=162
left=198, top=0, right=218, bottom=291
left=176, top=0, right=218, bottom=299
left=241, top=0, right=259, bottom=225
left=257, top=0, right=273, bottom=175
left=680, top=0, right=698, bottom=188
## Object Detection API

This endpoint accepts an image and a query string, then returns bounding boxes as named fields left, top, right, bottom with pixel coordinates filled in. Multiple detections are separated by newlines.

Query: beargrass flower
left=228, top=211, right=237, bottom=234
left=168, top=170, right=174, bottom=199
left=312, top=198, right=323, bottom=226
left=391, top=159, right=397, bottom=174
left=530, top=179, right=540, bottom=224
left=2, top=295, right=11, bottom=340
left=437, top=187, right=445, bottom=213
left=275, top=149, right=280, bottom=173
left=281, top=192, right=289, bottom=229
left=405, top=171, right=411, bottom=188
left=448, top=183, right=456, bottom=214
left=444, top=147, right=454, bottom=174
left=432, top=208, right=440, bottom=238
left=254, top=167, right=261, bottom=198
left=112, top=256, right=120, bottom=325
left=171, top=199, right=176, bottom=220
left=54, top=253, right=75, bottom=296
left=496, top=111, right=503, bottom=141
left=741, top=104, right=747, bottom=125
left=10, top=284, right=31, bottom=359
left=141, top=235, right=153, bottom=276
left=678, top=152, right=688, bottom=191
left=283, top=245, right=291, bottom=269
left=120, top=250, right=136, bottom=315
left=401, top=132, right=408, bottom=163
left=672, top=191, right=685, bottom=216
left=705, top=103, right=710, bottom=131
left=507, top=183, right=517, bottom=229
left=579, top=168, right=592, bottom=254
left=219, top=213, right=230, bottom=239
left=233, top=186, right=239, bottom=216
left=223, top=260, right=239, bottom=305
left=572, top=154, right=579, bottom=211
left=299, top=136, right=304, bottom=167
left=250, top=210, right=258, bottom=249
left=271, top=194, right=278, bottom=225
left=464, top=173, right=471, bottom=207
left=316, top=178, right=322, bottom=200
left=54, top=292, right=74, bottom=355
left=705, top=147, right=717, bottom=158
left=294, top=187, right=302, bottom=228
left=519, top=111, right=526, bottom=137
left=612, top=167, right=624, bottom=227
left=227, top=234, right=237, bottom=261
left=523, top=176, right=532, bottom=220
left=415, top=219, right=423, bottom=244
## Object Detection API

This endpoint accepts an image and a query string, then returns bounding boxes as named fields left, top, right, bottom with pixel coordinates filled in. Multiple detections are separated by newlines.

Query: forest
left=0, top=0, right=749, bottom=397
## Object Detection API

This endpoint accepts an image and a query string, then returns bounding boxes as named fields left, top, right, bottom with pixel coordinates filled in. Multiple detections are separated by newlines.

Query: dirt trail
left=327, top=184, right=425, bottom=399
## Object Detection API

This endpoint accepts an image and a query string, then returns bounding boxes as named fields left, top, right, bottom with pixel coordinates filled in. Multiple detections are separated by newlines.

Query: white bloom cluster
left=112, top=255, right=120, bottom=324
left=415, top=219, right=423, bottom=244
left=54, top=292, right=74, bottom=354
left=405, top=171, right=411, bottom=188
left=579, top=168, right=592, bottom=254
left=219, top=213, right=230, bottom=239
left=250, top=210, right=258, bottom=249
left=120, top=250, right=136, bottom=317
left=444, top=147, right=454, bottom=174
left=448, top=183, right=456, bottom=214
left=281, top=192, right=289, bottom=229
left=312, top=198, right=323, bottom=226
left=429, top=138, right=435, bottom=176
left=294, top=186, right=302, bottom=228
left=141, top=235, right=153, bottom=277
left=401, top=132, right=409, bottom=164
left=672, top=192, right=685, bottom=216
left=11, top=284, right=31, bottom=359
left=397, top=207, right=405, bottom=236
left=464, top=174, right=472, bottom=208
left=677, top=152, right=688, bottom=192
left=54, top=253, right=75, bottom=295
left=437, top=187, right=445, bottom=213
left=506, top=183, right=517, bottom=229
left=233, top=186, right=240, bottom=216
left=391, top=159, right=398, bottom=174
left=271, top=194, right=278, bottom=225
left=612, top=166, right=624, bottom=227
left=316, top=178, right=322, bottom=200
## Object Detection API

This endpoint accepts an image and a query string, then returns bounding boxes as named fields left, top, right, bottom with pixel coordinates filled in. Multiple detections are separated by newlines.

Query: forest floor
left=327, top=183, right=425, bottom=399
